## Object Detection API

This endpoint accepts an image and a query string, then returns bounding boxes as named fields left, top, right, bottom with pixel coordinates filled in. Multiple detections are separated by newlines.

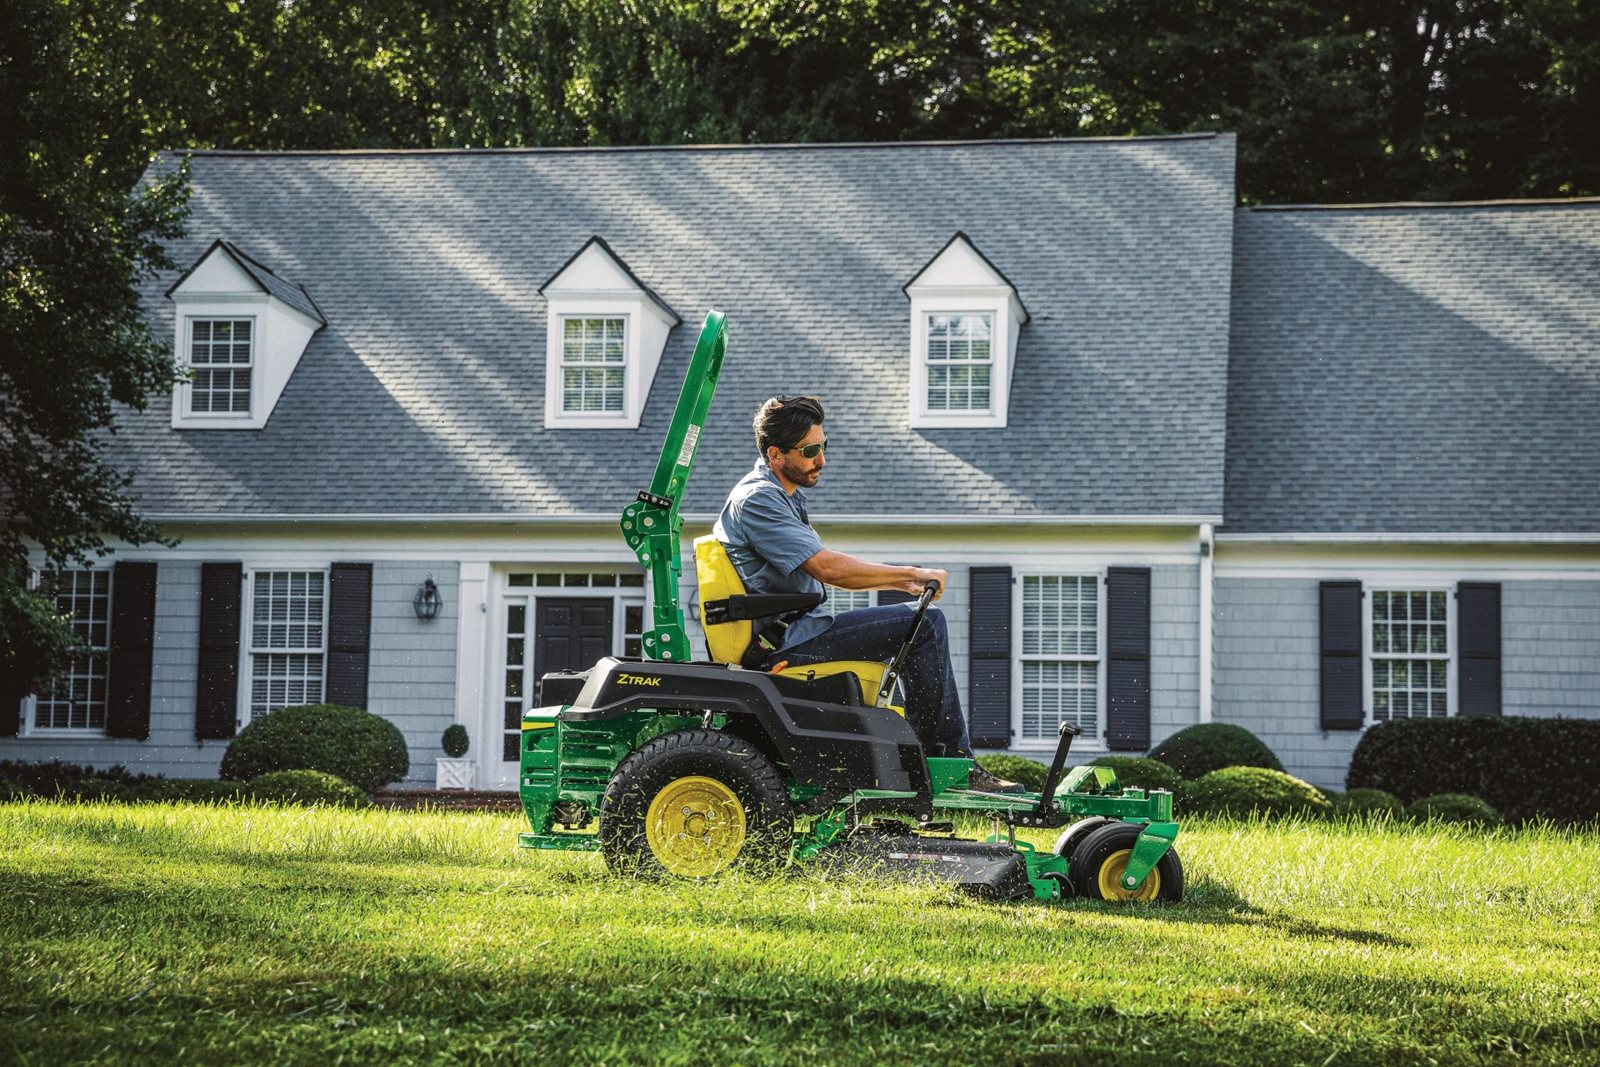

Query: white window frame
left=21, top=567, right=114, bottom=737
left=554, top=314, right=630, bottom=419
left=1363, top=582, right=1457, bottom=725
left=910, top=293, right=1015, bottom=429
left=242, top=568, right=330, bottom=725
left=183, top=315, right=257, bottom=419
left=172, top=298, right=269, bottom=426
left=1011, top=569, right=1107, bottom=752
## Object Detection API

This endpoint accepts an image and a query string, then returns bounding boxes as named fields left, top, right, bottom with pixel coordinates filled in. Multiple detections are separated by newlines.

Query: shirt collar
left=752, top=457, right=806, bottom=505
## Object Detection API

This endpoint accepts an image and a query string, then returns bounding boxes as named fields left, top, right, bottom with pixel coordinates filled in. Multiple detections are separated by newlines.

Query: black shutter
left=967, top=566, right=1012, bottom=748
left=877, top=590, right=916, bottom=605
left=1458, top=582, right=1502, bottom=718
left=196, top=563, right=243, bottom=740
left=1105, top=567, right=1152, bottom=751
left=106, top=561, right=158, bottom=740
left=1320, top=580, right=1364, bottom=730
left=327, top=563, right=373, bottom=709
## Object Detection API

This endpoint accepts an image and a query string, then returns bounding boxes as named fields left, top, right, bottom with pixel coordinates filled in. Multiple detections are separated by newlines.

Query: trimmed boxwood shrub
left=976, top=755, right=1049, bottom=792
left=1406, top=792, right=1503, bottom=827
left=1182, top=766, right=1331, bottom=818
left=442, top=724, right=470, bottom=758
left=1329, top=788, right=1404, bottom=818
left=248, top=770, right=370, bottom=807
left=220, top=704, right=408, bottom=792
left=1089, top=756, right=1183, bottom=794
left=1148, top=723, right=1284, bottom=780
left=1347, top=717, right=1600, bottom=825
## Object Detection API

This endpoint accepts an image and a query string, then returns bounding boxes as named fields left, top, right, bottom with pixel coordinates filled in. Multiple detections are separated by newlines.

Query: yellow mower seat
left=693, top=535, right=902, bottom=715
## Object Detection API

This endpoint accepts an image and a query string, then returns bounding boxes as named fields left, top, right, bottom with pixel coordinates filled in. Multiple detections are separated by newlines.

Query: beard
left=778, top=454, right=822, bottom=487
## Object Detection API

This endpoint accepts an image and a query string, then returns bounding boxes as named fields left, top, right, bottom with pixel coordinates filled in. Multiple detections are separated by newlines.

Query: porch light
left=413, top=576, right=443, bottom=621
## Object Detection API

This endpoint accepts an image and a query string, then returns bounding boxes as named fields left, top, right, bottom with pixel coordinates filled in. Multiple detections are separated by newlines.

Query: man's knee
left=914, top=605, right=950, bottom=649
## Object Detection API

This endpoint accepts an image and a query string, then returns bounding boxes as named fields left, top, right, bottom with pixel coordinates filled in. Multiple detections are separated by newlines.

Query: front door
left=491, top=595, right=615, bottom=788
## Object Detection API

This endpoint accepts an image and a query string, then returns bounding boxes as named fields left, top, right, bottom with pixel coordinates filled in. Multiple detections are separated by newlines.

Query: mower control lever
left=874, top=579, right=941, bottom=708
left=1035, top=719, right=1084, bottom=816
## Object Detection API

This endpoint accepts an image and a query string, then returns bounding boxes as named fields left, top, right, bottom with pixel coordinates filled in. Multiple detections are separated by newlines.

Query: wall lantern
left=413, top=575, right=443, bottom=621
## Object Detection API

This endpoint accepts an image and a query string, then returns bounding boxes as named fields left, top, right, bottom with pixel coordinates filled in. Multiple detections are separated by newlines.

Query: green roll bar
left=618, top=310, right=727, bottom=662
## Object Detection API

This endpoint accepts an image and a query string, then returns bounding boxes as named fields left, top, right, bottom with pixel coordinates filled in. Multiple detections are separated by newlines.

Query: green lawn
left=2, top=800, right=1597, bottom=1066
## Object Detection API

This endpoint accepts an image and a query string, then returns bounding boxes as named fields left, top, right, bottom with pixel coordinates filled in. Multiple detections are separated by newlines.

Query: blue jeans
left=766, top=604, right=974, bottom=759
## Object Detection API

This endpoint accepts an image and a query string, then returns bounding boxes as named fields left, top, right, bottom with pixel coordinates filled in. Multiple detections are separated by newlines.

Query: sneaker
left=966, top=766, right=1027, bottom=794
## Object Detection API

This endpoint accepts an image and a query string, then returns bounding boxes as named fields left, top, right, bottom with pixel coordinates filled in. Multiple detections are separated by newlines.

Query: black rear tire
left=599, top=729, right=793, bottom=879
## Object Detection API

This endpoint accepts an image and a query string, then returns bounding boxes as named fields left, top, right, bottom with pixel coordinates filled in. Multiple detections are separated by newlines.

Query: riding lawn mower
left=515, top=311, right=1184, bottom=903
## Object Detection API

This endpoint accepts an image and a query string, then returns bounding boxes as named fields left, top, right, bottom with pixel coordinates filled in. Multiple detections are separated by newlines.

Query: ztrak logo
left=616, top=673, right=662, bottom=687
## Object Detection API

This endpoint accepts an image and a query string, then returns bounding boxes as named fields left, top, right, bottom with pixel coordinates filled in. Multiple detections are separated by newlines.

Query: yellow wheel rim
left=644, top=775, right=747, bottom=877
left=1096, top=848, right=1161, bottom=902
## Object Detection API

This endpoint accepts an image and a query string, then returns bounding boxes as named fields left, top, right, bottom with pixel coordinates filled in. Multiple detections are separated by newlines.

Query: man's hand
left=896, top=567, right=947, bottom=601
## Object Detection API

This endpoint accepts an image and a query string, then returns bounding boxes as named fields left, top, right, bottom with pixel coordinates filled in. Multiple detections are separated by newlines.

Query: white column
left=1198, top=523, right=1214, bottom=724
left=454, top=562, right=491, bottom=785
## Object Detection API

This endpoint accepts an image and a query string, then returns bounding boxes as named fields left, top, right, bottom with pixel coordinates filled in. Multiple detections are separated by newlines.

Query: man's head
left=753, top=394, right=826, bottom=491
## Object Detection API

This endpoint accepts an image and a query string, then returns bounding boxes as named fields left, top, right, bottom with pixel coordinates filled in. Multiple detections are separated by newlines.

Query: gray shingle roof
left=1225, top=201, right=1600, bottom=534
left=118, top=136, right=1237, bottom=520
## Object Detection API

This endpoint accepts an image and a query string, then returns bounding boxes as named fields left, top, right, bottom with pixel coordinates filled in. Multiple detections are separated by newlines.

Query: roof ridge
left=159, top=132, right=1222, bottom=159
left=1247, top=196, right=1600, bottom=213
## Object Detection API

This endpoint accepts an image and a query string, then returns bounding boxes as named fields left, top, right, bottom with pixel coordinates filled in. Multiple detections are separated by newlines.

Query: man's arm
left=800, top=549, right=947, bottom=600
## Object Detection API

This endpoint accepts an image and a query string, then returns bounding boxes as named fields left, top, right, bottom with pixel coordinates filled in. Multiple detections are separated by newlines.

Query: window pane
left=249, top=571, right=327, bottom=716
left=1370, top=588, right=1450, bottom=720
left=190, top=318, right=253, bottom=414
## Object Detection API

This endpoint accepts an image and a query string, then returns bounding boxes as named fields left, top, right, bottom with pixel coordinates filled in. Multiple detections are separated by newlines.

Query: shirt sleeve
left=730, top=486, right=825, bottom=576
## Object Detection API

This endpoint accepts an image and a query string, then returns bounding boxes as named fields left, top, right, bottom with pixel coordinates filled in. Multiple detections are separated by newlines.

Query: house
left=4, top=135, right=1596, bottom=793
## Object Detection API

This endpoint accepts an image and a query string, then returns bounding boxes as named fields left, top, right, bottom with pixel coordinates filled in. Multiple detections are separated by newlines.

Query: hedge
left=1148, top=723, right=1284, bottom=780
left=1089, top=756, right=1183, bottom=794
left=1329, top=788, right=1404, bottom=818
left=1181, top=766, right=1332, bottom=819
left=1347, top=716, right=1600, bottom=825
left=220, top=704, right=408, bottom=793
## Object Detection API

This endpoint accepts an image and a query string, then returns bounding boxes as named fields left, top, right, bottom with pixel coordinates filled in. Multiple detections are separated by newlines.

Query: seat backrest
left=694, top=534, right=752, bottom=664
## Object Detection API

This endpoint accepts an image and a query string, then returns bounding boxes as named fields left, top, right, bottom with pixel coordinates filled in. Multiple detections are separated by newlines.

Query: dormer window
left=560, top=316, right=627, bottom=414
left=166, top=240, right=325, bottom=430
left=188, top=318, right=255, bottom=414
left=541, top=237, right=679, bottom=429
left=904, top=232, right=1028, bottom=429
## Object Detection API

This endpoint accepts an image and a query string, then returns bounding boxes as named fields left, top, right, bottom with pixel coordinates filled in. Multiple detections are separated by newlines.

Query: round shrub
left=1148, top=723, right=1284, bottom=780
left=976, top=754, right=1048, bottom=792
left=1405, top=792, right=1502, bottom=827
left=442, top=724, right=470, bottom=759
left=1182, top=766, right=1331, bottom=819
left=248, top=770, right=370, bottom=808
left=1329, top=788, right=1403, bottom=818
left=220, top=704, right=408, bottom=792
left=1089, top=756, right=1183, bottom=794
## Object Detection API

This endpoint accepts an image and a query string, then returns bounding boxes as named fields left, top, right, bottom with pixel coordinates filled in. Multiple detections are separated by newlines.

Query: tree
left=1, top=0, right=190, bottom=702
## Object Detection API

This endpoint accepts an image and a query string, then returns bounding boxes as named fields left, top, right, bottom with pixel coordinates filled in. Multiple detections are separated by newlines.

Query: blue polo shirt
left=713, top=459, right=833, bottom=648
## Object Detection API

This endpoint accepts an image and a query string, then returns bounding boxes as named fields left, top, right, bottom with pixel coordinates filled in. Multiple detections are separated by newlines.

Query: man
left=712, top=395, right=1020, bottom=793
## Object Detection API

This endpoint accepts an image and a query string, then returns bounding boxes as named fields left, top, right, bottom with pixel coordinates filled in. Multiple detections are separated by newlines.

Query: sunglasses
left=787, top=439, right=828, bottom=460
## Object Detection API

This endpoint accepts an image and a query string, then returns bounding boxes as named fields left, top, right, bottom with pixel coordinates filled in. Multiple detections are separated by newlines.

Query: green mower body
left=513, top=310, right=1183, bottom=903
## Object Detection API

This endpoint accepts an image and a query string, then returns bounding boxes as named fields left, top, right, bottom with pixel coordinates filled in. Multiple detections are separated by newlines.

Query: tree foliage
left=1, top=0, right=189, bottom=698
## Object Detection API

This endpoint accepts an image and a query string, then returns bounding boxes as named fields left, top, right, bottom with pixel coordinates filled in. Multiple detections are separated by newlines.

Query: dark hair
left=753, top=395, right=825, bottom=457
